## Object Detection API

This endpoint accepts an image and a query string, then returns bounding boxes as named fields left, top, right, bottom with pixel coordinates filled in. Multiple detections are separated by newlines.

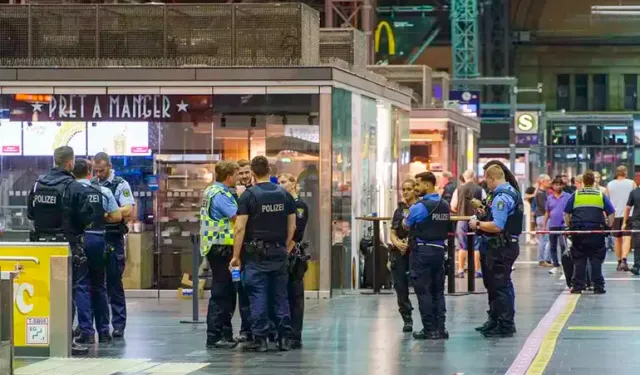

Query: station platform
left=13, top=246, right=639, bottom=375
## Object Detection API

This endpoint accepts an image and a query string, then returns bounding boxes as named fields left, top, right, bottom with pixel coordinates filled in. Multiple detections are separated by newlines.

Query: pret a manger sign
left=11, top=94, right=194, bottom=122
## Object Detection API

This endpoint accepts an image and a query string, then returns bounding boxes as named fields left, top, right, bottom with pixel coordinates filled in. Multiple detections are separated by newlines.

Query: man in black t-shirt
left=623, top=186, right=640, bottom=275
left=231, top=156, right=296, bottom=352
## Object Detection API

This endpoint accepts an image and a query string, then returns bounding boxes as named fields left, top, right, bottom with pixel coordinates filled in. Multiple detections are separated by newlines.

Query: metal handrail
left=0, top=257, right=39, bottom=265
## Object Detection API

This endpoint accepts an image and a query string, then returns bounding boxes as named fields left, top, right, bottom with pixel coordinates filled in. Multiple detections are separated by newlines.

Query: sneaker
left=549, top=267, right=558, bottom=275
left=235, top=332, right=253, bottom=343
left=617, top=260, right=623, bottom=271
left=277, top=337, right=291, bottom=352
left=621, top=259, right=630, bottom=272
left=289, top=340, right=303, bottom=349
left=482, top=326, right=516, bottom=338
left=412, top=330, right=431, bottom=340
left=570, top=288, right=583, bottom=294
left=630, top=265, right=640, bottom=275
left=402, top=322, right=413, bottom=333
left=71, top=341, right=89, bottom=356
left=206, top=336, right=238, bottom=349
left=475, top=271, right=483, bottom=278
left=242, top=338, right=268, bottom=352
left=593, top=288, right=606, bottom=294
left=112, top=329, right=125, bottom=338
left=455, top=271, right=465, bottom=278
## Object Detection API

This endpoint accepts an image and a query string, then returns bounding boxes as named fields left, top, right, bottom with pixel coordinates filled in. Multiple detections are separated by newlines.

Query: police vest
left=199, top=184, right=236, bottom=256
left=83, top=183, right=107, bottom=230
left=410, top=198, right=451, bottom=242
left=570, top=188, right=605, bottom=229
left=245, top=184, right=288, bottom=243
left=31, top=175, right=74, bottom=235
left=92, top=175, right=126, bottom=234
left=485, top=188, right=524, bottom=236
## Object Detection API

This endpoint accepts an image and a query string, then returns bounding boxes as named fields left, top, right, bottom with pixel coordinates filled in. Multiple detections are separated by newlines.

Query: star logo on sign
left=176, top=100, right=189, bottom=113
left=32, top=103, right=43, bottom=113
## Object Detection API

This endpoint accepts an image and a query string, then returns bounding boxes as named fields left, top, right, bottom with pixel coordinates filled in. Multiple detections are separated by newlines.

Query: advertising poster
left=88, top=122, right=151, bottom=156
left=0, top=244, right=69, bottom=347
left=0, top=119, right=22, bottom=155
left=23, top=121, right=87, bottom=156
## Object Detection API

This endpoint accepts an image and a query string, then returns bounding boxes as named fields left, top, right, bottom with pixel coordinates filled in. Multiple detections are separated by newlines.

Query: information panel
left=23, top=121, right=87, bottom=156
left=88, top=122, right=151, bottom=156
left=0, top=119, right=22, bottom=155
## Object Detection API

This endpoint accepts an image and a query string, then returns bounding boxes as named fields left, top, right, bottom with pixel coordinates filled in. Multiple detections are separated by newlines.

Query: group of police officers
left=200, top=156, right=309, bottom=352
left=28, top=146, right=133, bottom=355
left=28, top=146, right=612, bottom=351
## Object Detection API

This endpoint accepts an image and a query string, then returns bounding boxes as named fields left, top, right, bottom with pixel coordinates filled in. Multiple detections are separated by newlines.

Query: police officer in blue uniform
left=278, top=173, right=309, bottom=349
left=71, top=159, right=122, bottom=344
left=230, top=156, right=296, bottom=352
left=469, top=164, right=523, bottom=338
left=27, top=146, right=95, bottom=355
left=91, top=152, right=135, bottom=338
left=403, top=172, right=451, bottom=340
left=563, top=170, right=615, bottom=294
left=390, top=179, right=417, bottom=333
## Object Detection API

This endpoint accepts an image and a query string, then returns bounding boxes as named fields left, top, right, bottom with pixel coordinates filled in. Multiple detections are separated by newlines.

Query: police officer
left=230, top=156, right=296, bottom=352
left=72, top=159, right=122, bottom=344
left=234, top=159, right=253, bottom=343
left=403, top=172, right=451, bottom=340
left=27, top=146, right=94, bottom=355
left=91, top=152, right=135, bottom=338
left=469, top=164, right=523, bottom=338
left=563, top=170, right=615, bottom=294
left=390, top=179, right=416, bottom=333
left=278, top=173, right=309, bottom=349
left=201, top=161, right=240, bottom=349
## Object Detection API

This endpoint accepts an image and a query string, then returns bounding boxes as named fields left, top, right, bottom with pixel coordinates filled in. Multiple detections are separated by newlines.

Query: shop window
left=556, top=74, right=570, bottom=111
left=574, top=74, right=588, bottom=111
left=625, top=74, right=638, bottom=111
left=593, top=74, right=607, bottom=111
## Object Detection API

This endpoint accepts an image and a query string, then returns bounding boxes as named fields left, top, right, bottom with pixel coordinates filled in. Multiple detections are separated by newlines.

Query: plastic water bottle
left=231, top=267, right=241, bottom=282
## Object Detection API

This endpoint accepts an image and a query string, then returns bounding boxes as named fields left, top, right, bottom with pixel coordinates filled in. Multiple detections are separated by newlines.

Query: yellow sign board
left=375, top=21, right=396, bottom=56
left=0, top=244, right=68, bottom=347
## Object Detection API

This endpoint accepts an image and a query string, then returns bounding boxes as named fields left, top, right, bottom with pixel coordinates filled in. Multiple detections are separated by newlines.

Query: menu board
left=23, top=121, right=87, bottom=156
left=88, top=122, right=151, bottom=156
left=0, top=120, right=22, bottom=155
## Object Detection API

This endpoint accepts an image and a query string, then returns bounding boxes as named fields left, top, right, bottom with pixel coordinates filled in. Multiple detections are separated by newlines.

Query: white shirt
left=607, top=178, right=635, bottom=218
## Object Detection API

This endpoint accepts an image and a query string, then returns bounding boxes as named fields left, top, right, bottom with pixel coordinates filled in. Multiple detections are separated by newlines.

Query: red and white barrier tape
left=458, top=229, right=640, bottom=236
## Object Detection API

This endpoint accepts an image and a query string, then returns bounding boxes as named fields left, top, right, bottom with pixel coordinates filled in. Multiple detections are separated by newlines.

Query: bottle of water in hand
left=231, top=267, right=241, bottom=282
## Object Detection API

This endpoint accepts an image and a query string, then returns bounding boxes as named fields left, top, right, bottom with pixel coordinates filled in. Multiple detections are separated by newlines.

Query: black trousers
left=390, top=248, right=413, bottom=323
left=410, top=245, right=445, bottom=332
left=206, top=249, right=236, bottom=340
left=570, top=234, right=605, bottom=291
left=480, top=240, right=519, bottom=329
left=288, top=278, right=305, bottom=341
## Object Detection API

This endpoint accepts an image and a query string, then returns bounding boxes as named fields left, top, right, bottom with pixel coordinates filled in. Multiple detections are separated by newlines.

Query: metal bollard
left=447, top=232, right=456, bottom=294
left=467, top=232, right=476, bottom=292
left=0, top=269, right=14, bottom=375
left=180, top=235, right=204, bottom=324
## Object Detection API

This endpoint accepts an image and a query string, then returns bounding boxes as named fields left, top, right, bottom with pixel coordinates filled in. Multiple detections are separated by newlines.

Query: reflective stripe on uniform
left=199, top=184, right=236, bottom=255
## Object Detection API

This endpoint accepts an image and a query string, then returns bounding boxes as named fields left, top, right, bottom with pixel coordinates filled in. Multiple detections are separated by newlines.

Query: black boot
left=289, top=339, right=303, bottom=349
left=402, top=321, right=413, bottom=333
left=412, top=329, right=437, bottom=340
left=235, top=332, right=253, bottom=343
left=277, top=337, right=291, bottom=352
left=482, top=325, right=516, bottom=338
left=71, top=340, right=89, bottom=356
left=242, top=337, right=268, bottom=352
left=437, top=329, right=449, bottom=339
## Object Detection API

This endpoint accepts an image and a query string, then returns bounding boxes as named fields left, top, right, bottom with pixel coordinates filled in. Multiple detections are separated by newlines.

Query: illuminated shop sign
left=10, top=94, right=210, bottom=122
left=374, top=21, right=396, bottom=56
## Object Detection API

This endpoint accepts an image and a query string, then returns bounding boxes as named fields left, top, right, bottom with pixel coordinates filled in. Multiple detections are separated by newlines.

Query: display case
left=155, top=154, right=217, bottom=289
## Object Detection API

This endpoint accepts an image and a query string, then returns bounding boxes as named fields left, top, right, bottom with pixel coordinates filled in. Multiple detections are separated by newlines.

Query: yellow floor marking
left=568, top=326, right=640, bottom=331
left=525, top=294, right=580, bottom=375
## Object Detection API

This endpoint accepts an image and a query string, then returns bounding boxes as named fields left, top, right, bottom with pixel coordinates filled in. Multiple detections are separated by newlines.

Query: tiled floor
left=14, top=245, right=638, bottom=375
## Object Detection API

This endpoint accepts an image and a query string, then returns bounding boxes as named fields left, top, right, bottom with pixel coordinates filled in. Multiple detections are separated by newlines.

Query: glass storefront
left=0, top=87, right=411, bottom=295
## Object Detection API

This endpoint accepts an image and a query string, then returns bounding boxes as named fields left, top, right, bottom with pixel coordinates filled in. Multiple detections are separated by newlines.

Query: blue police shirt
left=490, top=182, right=518, bottom=231
left=563, top=187, right=615, bottom=228
left=404, top=193, right=445, bottom=246
left=100, top=170, right=136, bottom=208
left=209, top=182, right=238, bottom=221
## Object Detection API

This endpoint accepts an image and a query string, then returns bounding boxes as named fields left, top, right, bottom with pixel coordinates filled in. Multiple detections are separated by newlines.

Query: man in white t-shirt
left=606, top=165, right=636, bottom=271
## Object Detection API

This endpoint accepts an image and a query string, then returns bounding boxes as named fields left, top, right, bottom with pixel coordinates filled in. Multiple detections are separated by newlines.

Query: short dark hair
left=54, top=146, right=74, bottom=167
left=215, top=161, right=239, bottom=182
left=250, top=156, right=270, bottom=177
left=583, top=170, right=595, bottom=186
left=94, top=152, right=111, bottom=165
left=72, top=158, right=91, bottom=179
left=415, top=171, right=436, bottom=186
left=552, top=177, right=564, bottom=185
left=238, top=159, right=250, bottom=168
